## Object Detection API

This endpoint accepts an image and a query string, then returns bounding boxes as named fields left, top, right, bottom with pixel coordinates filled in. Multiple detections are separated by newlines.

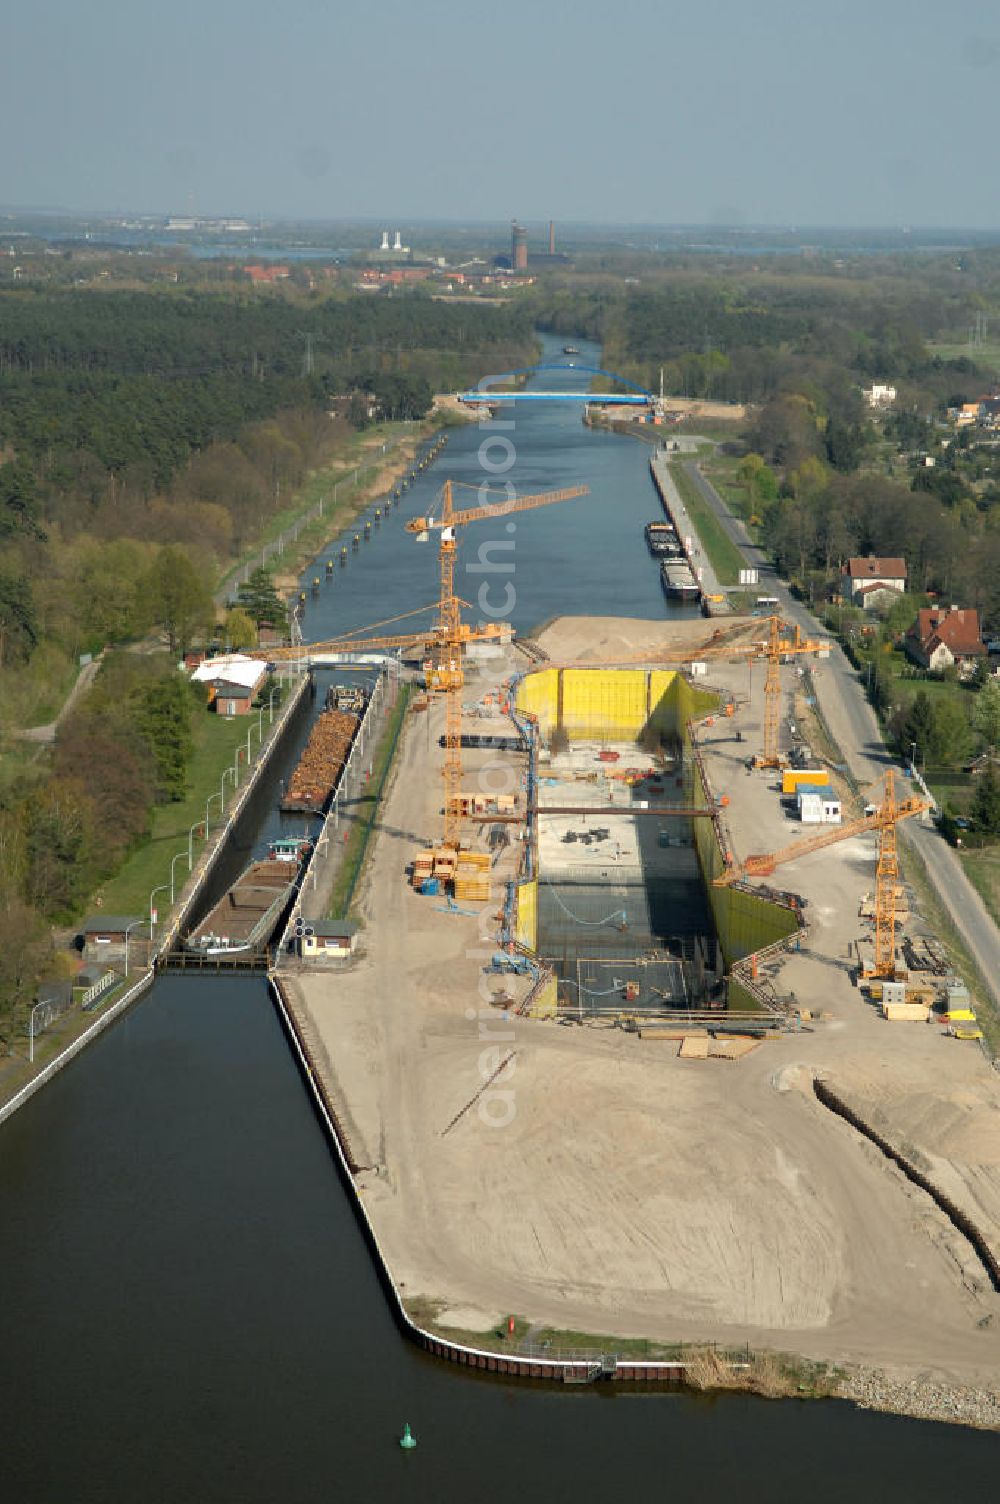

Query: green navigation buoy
left=399, top=1422, right=417, bottom=1451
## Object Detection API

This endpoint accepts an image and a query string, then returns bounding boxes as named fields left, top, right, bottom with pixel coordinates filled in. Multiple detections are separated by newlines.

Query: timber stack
left=280, top=709, right=360, bottom=815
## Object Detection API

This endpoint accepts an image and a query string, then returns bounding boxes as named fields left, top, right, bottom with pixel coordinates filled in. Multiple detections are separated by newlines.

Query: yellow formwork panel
left=516, top=669, right=559, bottom=734
left=515, top=878, right=537, bottom=951
left=526, top=971, right=558, bottom=1019
left=516, top=666, right=717, bottom=744
left=561, top=669, right=648, bottom=740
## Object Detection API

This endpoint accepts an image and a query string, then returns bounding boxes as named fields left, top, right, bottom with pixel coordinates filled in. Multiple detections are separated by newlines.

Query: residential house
left=191, top=654, right=268, bottom=715
left=244, top=264, right=291, bottom=284
left=843, top=556, right=907, bottom=610
left=905, top=606, right=985, bottom=677
left=864, top=383, right=897, bottom=409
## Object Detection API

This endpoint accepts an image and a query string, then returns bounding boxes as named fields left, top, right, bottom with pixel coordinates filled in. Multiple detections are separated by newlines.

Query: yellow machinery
left=714, top=770, right=931, bottom=979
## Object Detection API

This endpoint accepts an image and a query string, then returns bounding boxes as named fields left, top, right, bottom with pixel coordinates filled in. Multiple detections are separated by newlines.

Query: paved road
left=684, top=460, right=1000, bottom=1009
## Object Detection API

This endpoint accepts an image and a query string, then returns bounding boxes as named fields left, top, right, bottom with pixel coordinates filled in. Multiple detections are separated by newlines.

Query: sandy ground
left=282, top=621, right=1000, bottom=1385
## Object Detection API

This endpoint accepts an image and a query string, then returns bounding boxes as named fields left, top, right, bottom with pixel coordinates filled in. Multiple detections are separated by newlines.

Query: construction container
left=882, top=1002, right=930, bottom=1023
left=941, top=1008, right=977, bottom=1025
left=420, top=877, right=440, bottom=896
left=781, top=768, right=829, bottom=795
left=882, top=980, right=906, bottom=1007
left=597, top=749, right=620, bottom=763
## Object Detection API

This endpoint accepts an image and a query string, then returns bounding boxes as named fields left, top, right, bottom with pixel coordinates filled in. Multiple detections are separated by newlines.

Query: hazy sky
left=3, top=0, right=999, bottom=226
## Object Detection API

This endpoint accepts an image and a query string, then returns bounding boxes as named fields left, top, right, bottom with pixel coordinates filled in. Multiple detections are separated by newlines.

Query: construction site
left=274, top=480, right=1000, bottom=1388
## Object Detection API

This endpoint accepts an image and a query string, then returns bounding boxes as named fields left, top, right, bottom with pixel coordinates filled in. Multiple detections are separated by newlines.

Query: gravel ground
left=839, top=1367, right=1000, bottom=1430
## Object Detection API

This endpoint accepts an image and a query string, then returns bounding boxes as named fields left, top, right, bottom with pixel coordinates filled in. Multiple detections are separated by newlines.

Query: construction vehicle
left=714, top=769, right=932, bottom=980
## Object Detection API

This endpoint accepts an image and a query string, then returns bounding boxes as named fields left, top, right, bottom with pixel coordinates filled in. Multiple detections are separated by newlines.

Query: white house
left=190, top=654, right=268, bottom=716
left=864, top=383, right=897, bottom=409
left=843, top=556, right=907, bottom=609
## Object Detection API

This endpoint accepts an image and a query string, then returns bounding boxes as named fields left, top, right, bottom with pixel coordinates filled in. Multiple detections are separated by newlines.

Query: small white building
left=864, top=383, right=897, bottom=409
left=190, top=654, right=268, bottom=716
left=797, top=784, right=841, bottom=825
left=298, top=920, right=359, bottom=960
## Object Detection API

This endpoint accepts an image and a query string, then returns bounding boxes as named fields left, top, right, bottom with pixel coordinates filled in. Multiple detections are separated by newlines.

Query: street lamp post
left=149, top=883, right=170, bottom=943
left=169, top=850, right=187, bottom=905
left=124, top=917, right=145, bottom=978
left=28, top=1000, right=51, bottom=1064
left=187, top=821, right=202, bottom=870
left=205, top=789, right=223, bottom=832
left=222, top=763, right=237, bottom=806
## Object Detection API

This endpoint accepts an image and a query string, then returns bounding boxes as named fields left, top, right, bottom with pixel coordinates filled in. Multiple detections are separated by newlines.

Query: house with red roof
left=843, top=555, right=907, bottom=610
left=905, top=606, right=984, bottom=678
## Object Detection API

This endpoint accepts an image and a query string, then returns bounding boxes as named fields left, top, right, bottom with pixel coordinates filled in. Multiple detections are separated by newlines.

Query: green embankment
left=689, top=756, right=799, bottom=969
left=96, top=698, right=292, bottom=917
left=327, top=683, right=411, bottom=921
left=668, top=462, right=747, bottom=586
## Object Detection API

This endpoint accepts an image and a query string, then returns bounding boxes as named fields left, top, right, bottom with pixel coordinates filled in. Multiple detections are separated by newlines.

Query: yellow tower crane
left=753, top=614, right=825, bottom=769
left=713, top=769, right=931, bottom=979
left=405, top=479, right=588, bottom=847
left=261, top=478, right=588, bottom=852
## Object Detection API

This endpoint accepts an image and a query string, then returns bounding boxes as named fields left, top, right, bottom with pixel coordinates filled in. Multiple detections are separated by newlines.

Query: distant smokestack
left=548, top=220, right=555, bottom=254
left=380, top=231, right=390, bottom=251
left=511, top=220, right=528, bottom=272
left=393, top=230, right=402, bottom=251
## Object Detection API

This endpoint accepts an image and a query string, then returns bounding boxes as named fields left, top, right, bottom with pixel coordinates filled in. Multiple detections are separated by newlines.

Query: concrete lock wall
left=691, top=759, right=799, bottom=967
left=514, top=666, right=796, bottom=972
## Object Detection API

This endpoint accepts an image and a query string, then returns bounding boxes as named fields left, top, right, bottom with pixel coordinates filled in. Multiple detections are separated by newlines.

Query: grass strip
left=327, top=683, right=411, bottom=920
left=95, top=696, right=294, bottom=917
left=668, top=462, right=747, bottom=585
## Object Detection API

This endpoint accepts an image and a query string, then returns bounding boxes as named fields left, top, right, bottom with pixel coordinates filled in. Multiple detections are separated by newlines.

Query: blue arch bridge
left=457, top=362, right=654, bottom=406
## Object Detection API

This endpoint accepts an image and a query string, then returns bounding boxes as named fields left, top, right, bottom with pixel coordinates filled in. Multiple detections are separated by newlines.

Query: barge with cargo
left=280, top=705, right=361, bottom=815
left=660, top=559, right=700, bottom=602
left=185, top=838, right=309, bottom=956
left=645, top=521, right=683, bottom=558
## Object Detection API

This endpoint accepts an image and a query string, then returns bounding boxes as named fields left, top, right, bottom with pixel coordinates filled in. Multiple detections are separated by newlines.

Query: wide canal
left=1, top=337, right=997, bottom=1500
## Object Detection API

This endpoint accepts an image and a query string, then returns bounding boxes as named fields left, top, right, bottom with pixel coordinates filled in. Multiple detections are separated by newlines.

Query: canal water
left=1, top=337, right=998, bottom=1500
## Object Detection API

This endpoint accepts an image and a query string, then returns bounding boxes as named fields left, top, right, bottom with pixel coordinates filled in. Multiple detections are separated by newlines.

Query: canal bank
left=3, top=334, right=1000, bottom=1499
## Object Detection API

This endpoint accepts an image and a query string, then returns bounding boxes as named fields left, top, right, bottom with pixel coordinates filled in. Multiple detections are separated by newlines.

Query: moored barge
left=645, top=520, right=683, bottom=558
left=185, top=845, right=305, bottom=956
left=660, top=559, right=700, bottom=602
left=280, top=707, right=361, bottom=815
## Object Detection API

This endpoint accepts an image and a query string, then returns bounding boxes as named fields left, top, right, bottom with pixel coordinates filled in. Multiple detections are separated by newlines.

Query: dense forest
left=0, top=283, right=537, bottom=1044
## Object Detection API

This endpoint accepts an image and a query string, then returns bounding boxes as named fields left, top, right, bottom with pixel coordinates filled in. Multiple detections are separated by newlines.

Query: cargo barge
left=645, top=521, right=683, bottom=558
left=280, top=707, right=360, bottom=815
left=185, top=839, right=308, bottom=956
left=660, top=559, right=700, bottom=602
